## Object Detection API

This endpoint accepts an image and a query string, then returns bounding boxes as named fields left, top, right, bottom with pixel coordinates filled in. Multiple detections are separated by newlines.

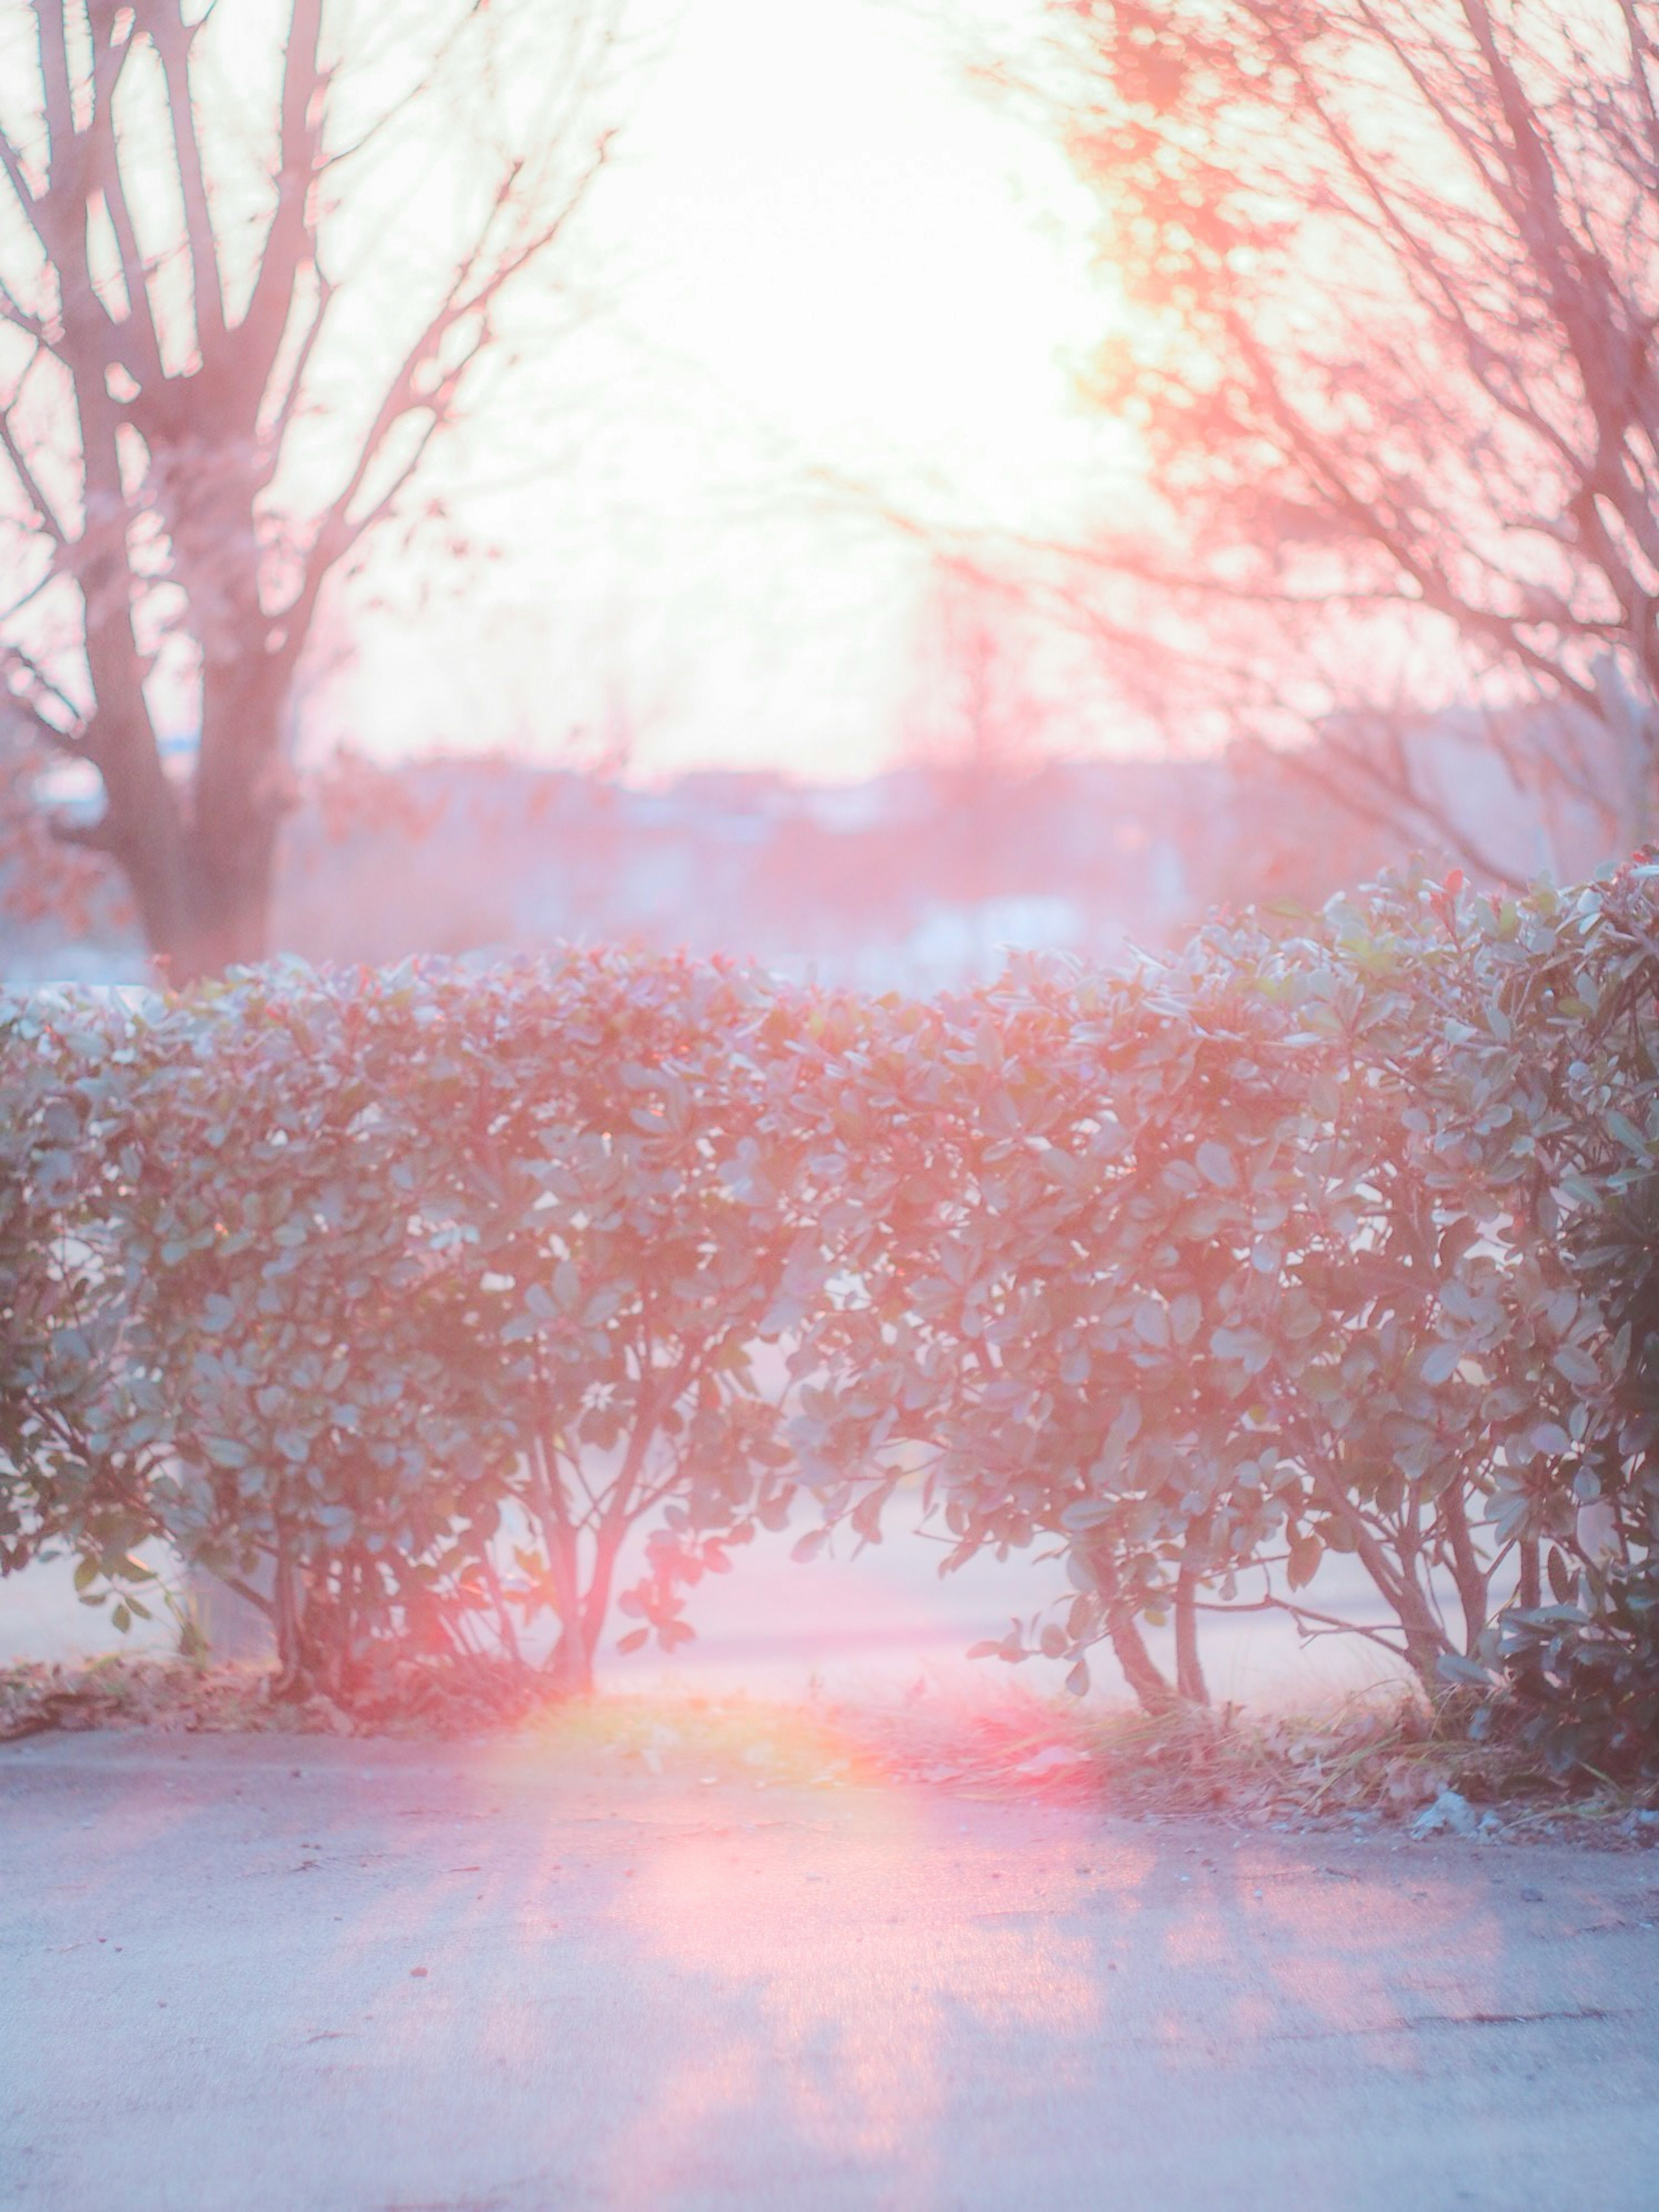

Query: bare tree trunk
left=1314, top=1468, right=1451, bottom=1691
left=1442, top=1481, right=1491, bottom=1654
left=1519, top=1536, right=1542, bottom=1612
left=1174, top=1568, right=1209, bottom=1707
left=1107, top=1602, right=1177, bottom=1716
left=6, top=0, right=617, bottom=986
left=527, top=1427, right=592, bottom=1693
left=481, top=1554, right=524, bottom=1670
left=1173, top=1518, right=1211, bottom=1705
left=178, top=660, right=289, bottom=978
left=578, top=1524, right=626, bottom=1686
left=62, top=628, right=286, bottom=981
left=172, top=809, right=281, bottom=981
left=547, top=1623, right=594, bottom=1695
left=272, top=1530, right=307, bottom=1696
left=113, top=807, right=281, bottom=984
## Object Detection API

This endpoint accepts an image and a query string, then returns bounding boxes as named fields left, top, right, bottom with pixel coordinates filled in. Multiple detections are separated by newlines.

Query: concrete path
left=4, top=1732, right=1657, bottom=2211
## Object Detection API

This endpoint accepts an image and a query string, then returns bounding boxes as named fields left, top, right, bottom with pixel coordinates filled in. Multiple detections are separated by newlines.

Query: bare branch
left=0, top=125, right=48, bottom=253
left=232, top=0, right=324, bottom=411
left=29, top=0, right=75, bottom=187
left=1189, top=1592, right=1413, bottom=1662
left=257, top=273, right=333, bottom=477
left=84, top=19, right=163, bottom=387
left=1, top=0, right=626, bottom=974
left=277, top=129, right=613, bottom=658
left=0, top=270, right=48, bottom=345
left=313, top=6, right=474, bottom=178
left=0, top=643, right=88, bottom=753
left=973, top=0, right=1659, bottom=863
left=1277, top=725, right=1534, bottom=888
left=0, top=385, right=67, bottom=546
left=0, top=559, right=64, bottom=633
left=147, top=0, right=226, bottom=353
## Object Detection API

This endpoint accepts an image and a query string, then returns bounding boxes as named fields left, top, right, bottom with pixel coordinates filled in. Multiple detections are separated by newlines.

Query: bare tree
left=0, top=0, right=622, bottom=978
left=984, top=0, right=1659, bottom=867
left=901, top=560, right=1052, bottom=787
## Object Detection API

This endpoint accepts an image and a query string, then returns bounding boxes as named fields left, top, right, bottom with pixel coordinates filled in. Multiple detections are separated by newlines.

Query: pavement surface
left=4, top=1731, right=1659, bottom=2210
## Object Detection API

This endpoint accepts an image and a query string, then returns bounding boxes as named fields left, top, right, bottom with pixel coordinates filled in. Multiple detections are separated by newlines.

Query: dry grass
left=0, top=1652, right=540, bottom=1742
left=3, top=1654, right=1653, bottom=1840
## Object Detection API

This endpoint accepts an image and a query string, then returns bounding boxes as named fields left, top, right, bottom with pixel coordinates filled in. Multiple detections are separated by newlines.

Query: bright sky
left=321, top=0, right=1137, bottom=782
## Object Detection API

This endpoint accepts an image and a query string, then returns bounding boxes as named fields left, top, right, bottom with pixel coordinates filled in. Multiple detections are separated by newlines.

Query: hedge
left=4, top=864, right=1659, bottom=1770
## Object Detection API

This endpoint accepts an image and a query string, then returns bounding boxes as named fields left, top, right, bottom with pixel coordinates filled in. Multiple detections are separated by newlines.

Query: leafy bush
left=92, top=969, right=518, bottom=1697
left=781, top=868, right=1649, bottom=1721
left=0, top=995, right=165, bottom=1622
left=1496, top=1562, right=1659, bottom=1780
left=3, top=953, right=818, bottom=1697
left=1457, top=861, right=1659, bottom=1772
left=2, top=864, right=1657, bottom=1768
left=353, top=951, right=815, bottom=1692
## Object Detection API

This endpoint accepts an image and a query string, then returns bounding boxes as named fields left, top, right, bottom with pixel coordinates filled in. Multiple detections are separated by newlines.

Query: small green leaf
left=1420, top=1342, right=1460, bottom=1386
left=1287, top=1531, right=1322, bottom=1590
left=1434, top=1653, right=1493, bottom=1689
left=1195, top=1140, right=1236, bottom=1188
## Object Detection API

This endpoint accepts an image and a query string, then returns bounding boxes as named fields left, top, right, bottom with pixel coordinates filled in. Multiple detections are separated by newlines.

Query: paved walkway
left=4, top=1731, right=1658, bottom=2209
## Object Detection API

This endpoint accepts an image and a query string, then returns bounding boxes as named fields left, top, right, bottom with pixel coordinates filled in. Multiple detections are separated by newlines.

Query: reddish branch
left=982, top=0, right=1659, bottom=867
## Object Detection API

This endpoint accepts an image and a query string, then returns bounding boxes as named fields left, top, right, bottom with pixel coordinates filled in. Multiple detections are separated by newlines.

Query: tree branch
left=0, top=640, right=86, bottom=748
left=84, top=19, right=163, bottom=389
left=0, top=384, right=67, bottom=547
left=231, top=0, right=324, bottom=413
left=276, top=130, right=612, bottom=658
left=0, top=124, right=48, bottom=254
left=149, top=0, right=225, bottom=353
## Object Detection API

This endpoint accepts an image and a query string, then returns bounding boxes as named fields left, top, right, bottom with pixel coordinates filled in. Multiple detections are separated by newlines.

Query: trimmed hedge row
left=780, top=864, right=1659, bottom=1773
left=5, top=864, right=1659, bottom=1770
left=1, top=955, right=808, bottom=1697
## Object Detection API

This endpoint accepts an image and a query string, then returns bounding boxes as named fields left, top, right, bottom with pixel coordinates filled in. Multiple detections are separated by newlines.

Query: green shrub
left=780, top=870, right=1641, bottom=1718
left=2, top=866, right=1656, bottom=1768
left=9, top=953, right=820, bottom=1697
left=0, top=993, right=165, bottom=1624
left=1496, top=1562, right=1659, bottom=1779
left=91, top=967, right=518, bottom=1696
left=354, top=950, right=814, bottom=1693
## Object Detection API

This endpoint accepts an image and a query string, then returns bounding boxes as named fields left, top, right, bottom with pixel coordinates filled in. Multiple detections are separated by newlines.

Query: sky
left=315, top=0, right=1139, bottom=784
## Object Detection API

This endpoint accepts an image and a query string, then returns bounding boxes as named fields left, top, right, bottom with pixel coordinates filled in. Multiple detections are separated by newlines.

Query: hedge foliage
left=2, top=955, right=810, bottom=1698
left=5, top=864, right=1659, bottom=1769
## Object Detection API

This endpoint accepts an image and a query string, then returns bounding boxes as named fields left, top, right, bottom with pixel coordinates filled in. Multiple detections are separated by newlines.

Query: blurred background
left=2, top=0, right=1638, bottom=992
